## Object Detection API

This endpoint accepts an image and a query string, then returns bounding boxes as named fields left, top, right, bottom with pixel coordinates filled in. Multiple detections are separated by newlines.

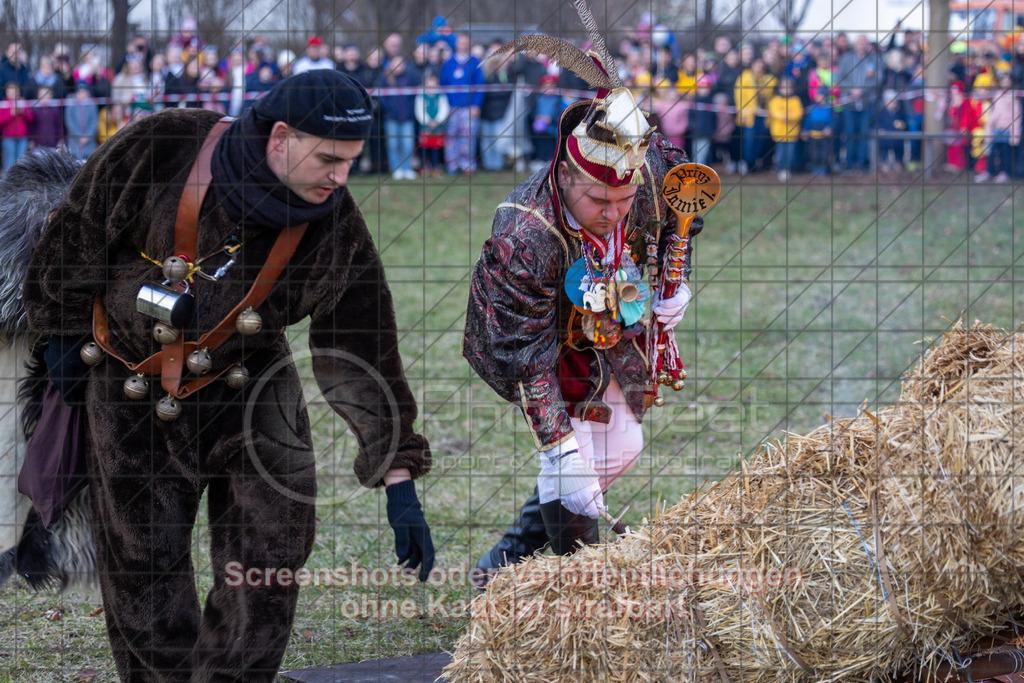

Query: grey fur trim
left=10, top=489, right=97, bottom=592
left=0, top=547, right=13, bottom=588
left=0, top=147, right=83, bottom=343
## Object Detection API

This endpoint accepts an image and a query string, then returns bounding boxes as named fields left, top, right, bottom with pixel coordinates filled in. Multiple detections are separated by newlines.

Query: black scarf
left=210, top=108, right=341, bottom=232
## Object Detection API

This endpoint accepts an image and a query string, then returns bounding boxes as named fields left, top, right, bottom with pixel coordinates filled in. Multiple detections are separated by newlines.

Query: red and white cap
left=564, top=88, right=652, bottom=187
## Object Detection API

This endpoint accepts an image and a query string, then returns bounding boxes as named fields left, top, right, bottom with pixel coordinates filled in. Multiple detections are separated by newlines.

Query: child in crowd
left=414, top=71, right=449, bottom=177
left=530, top=74, right=563, bottom=168
left=64, top=81, right=99, bottom=159
left=28, top=85, right=64, bottom=150
left=97, top=101, right=125, bottom=145
left=969, top=72, right=994, bottom=179
left=735, top=58, right=776, bottom=175
left=801, top=87, right=833, bottom=176
left=711, top=92, right=736, bottom=171
left=651, top=78, right=688, bottom=151
left=979, top=71, right=1019, bottom=182
left=767, top=76, right=803, bottom=181
left=905, top=61, right=924, bottom=171
left=0, top=82, right=34, bottom=171
left=876, top=89, right=907, bottom=172
left=945, top=82, right=980, bottom=173
left=689, top=75, right=716, bottom=165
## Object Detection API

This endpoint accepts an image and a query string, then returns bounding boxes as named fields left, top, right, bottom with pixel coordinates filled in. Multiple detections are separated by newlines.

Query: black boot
left=472, top=487, right=548, bottom=588
left=539, top=500, right=599, bottom=555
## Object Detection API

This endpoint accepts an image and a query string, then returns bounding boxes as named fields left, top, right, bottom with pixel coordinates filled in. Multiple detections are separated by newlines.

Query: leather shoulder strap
left=164, top=116, right=234, bottom=394
left=93, top=117, right=311, bottom=401
left=173, top=116, right=234, bottom=260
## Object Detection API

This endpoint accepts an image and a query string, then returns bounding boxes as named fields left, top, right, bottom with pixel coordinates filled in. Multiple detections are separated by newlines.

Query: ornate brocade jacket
left=462, top=132, right=696, bottom=450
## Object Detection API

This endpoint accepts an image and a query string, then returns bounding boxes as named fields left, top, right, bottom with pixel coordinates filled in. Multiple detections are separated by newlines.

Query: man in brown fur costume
left=22, top=70, right=434, bottom=680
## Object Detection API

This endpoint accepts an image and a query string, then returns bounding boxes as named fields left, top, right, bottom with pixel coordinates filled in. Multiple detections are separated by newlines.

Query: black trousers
left=87, top=347, right=317, bottom=681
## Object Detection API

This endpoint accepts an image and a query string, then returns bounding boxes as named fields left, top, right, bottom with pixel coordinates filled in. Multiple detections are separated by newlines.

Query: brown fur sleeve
left=306, top=192, right=431, bottom=488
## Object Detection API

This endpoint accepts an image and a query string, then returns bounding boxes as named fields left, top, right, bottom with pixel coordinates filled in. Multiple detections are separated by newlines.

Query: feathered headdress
left=490, top=0, right=652, bottom=187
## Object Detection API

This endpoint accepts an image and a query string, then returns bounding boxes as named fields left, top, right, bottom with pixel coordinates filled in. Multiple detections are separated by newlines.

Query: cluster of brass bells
left=656, top=370, right=687, bottom=392
left=650, top=368, right=687, bottom=408
left=124, top=259, right=259, bottom=422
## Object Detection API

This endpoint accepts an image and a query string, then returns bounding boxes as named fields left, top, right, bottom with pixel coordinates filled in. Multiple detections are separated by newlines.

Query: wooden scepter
left=646, top=163, right=721, bottom=407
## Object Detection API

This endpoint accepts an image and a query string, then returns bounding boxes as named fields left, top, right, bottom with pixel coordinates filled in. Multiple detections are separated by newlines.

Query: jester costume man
left=463, top=33, right=701, bottom=582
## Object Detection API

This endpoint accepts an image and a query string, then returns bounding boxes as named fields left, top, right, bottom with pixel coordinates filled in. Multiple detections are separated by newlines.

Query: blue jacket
left=876, top=107, right=906, bottom=133
left=533, top=94, right=563, bottom=135
left=802, top=103, right=833, bottom=133
left=690, top=93, right=717, bottom=138
left=440, top=54, right=484, bottom=110
left=375, top=69, right=420, bottom=122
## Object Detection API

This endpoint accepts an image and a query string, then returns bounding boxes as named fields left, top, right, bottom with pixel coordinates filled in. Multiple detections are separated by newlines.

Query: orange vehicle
left=949, top=0, right=1024, bottom=52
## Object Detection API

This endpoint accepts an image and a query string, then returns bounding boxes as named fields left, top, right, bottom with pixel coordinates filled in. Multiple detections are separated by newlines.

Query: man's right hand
left=537, top=436, right=604, bottom=519
left=43, top=334, right=91, bottom=406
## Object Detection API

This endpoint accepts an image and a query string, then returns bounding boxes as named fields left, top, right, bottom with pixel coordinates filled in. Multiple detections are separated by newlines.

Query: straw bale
left=444, top=322, right=1024, bottom=682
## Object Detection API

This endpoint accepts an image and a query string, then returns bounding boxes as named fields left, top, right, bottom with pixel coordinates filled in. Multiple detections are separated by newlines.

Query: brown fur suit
left=23, top=109, right=430, bottom=680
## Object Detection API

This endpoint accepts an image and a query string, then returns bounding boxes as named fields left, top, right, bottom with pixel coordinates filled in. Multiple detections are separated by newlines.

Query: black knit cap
left=253, top=69, right=373, bottom=140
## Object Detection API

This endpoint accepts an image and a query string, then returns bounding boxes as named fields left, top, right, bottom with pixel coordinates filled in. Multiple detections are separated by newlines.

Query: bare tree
left=772, top=0, right=813, bottom=35
left=320, top=0, right=647, bottom=53
left=924, top=0, right=950, bottom=178
left=110, top=0, right=129, bottom=62
left=0, top=0, right=17, bottom=40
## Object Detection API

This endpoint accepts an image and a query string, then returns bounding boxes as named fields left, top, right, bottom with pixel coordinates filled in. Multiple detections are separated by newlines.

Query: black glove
left=385, top=480, right=435, bottom=582
left=43, top=334, right=91, bottom=406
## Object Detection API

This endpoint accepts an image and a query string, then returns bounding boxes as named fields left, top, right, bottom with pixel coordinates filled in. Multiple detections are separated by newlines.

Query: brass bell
left=186, top=348, right=213, bottom=376
left=79, top=341, right=104, bottom=366
left=657, top=371, right=669, bottom=385
left=672, top=379, right=685, bottom=391
left=162, top=255, right=190, bottom=282
left=235, top=307, right=262, bottom=336
left=679, top=367, right=687, bottom=379
left=225, top=364, right=250, bottom=389
left=152, top=322, right=180, bottom=345
left=156, top=395, right=182, bottom=422
left=653, top=395, right=666, bottom=407
left=123, top=375, right=149, bottom=400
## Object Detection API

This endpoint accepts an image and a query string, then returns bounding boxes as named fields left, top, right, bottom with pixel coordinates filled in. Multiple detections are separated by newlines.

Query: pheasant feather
left=571, top=0, right=621, bottom=88
left=490, top=35, right=615, bottom=91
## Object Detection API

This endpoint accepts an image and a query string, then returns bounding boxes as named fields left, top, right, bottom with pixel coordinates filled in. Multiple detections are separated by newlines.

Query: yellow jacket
left=767, top=95, right=803, bottom=142
left=734, top=70, right=776, bottom=128
left=97, top=106, right=124, bottom=145
left=676, top=70, right=701, bottom=96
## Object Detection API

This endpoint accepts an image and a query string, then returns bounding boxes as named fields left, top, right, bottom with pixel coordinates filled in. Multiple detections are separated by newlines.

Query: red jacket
left=0, top=99, right=34, bottom=137
left=949, top=98, right=982, bottom=136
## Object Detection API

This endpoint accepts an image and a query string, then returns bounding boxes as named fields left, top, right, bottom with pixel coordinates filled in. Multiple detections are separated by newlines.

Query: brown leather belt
left=92, top=116, right=309, bottom=399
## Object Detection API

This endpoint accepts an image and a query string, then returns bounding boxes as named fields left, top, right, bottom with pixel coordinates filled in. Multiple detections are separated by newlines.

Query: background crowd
left=0, top=13, right=1020, bottom=182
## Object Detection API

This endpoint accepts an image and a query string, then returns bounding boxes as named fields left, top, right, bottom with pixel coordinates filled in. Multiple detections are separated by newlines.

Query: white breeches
left=570, top=375, right=644, bottom=492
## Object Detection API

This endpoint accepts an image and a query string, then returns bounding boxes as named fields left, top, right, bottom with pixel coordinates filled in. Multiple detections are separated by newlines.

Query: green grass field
left=1, top=172, right=1021, bottom=681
